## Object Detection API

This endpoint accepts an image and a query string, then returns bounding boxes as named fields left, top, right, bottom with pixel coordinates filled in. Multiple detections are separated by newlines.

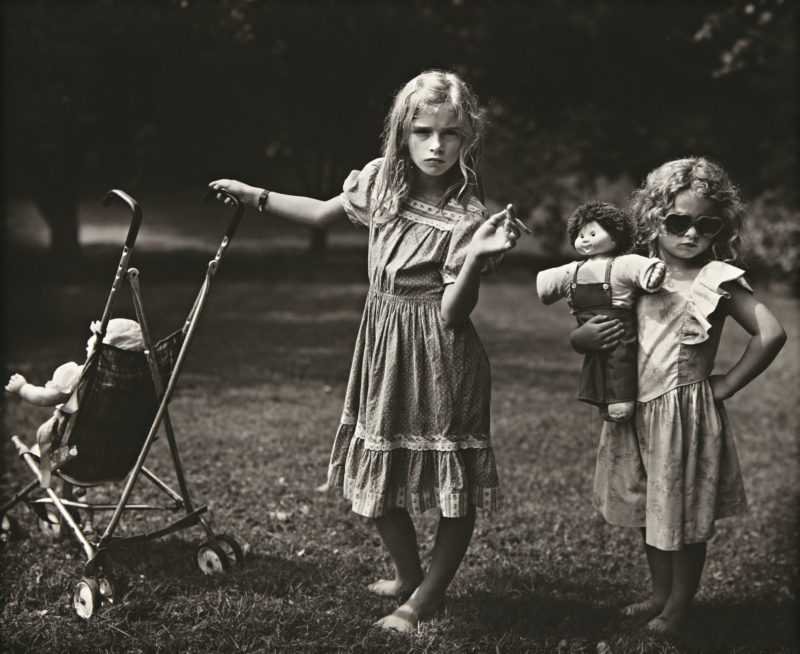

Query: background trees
left=3, top=0, right=797, bottom=282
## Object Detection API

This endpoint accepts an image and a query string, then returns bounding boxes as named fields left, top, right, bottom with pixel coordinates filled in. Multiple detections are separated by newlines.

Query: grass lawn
left=1, top=246, right=797, bottom=652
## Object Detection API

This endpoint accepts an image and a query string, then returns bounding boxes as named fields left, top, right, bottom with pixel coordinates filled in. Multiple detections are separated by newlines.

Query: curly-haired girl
left=573, top=157, right=786, bottom=632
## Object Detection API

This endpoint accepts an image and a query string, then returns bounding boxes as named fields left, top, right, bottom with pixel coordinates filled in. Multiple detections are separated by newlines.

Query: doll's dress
left=593, top=261, right=750, bottom=550
left=569, top=257, right=637, bottom=407
left=326, top=158, right=502, bottom=518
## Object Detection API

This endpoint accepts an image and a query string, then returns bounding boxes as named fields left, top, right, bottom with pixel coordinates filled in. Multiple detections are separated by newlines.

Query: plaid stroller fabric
left=58, top=330, right=184, bottom=484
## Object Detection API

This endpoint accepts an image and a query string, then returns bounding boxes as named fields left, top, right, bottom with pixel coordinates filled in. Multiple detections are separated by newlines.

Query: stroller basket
left=60, top=330, right=184, bottom=484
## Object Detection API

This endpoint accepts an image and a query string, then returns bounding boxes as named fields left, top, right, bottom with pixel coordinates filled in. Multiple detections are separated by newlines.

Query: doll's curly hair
left=628, top=157, right=746, bottom=262
left=566, top=201, right=635, bottom=254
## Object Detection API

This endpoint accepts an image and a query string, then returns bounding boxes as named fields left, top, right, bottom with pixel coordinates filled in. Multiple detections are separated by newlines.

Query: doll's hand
left=208, top=179, right=261, bottom=208
left=645, top=261, right=666, bottom=291
left=5, top=373, right=27, bottom=394
left=469, top=204, right=522, bottom=260
left=570, top=315, right=624, bottom=354
left=709, top=374, right=735, bottom=401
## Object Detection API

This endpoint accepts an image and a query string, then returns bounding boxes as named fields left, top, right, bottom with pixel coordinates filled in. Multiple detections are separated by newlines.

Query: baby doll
left=5, top=318, right=145, bottom=489
left=536, top=201, right=665, bottom=422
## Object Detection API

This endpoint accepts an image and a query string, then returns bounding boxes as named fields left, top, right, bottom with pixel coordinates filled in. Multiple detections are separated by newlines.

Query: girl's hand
left=709, top=374, right=735, bottom=401
left=208, top=179, right=261, bottom=208
left=645, top=261, right=666, bottom=291
left=5, top=373, right=26, bottom=394
left=469, top=204, right=522, bottom=260
left=570, top=315, right=624, bottom=354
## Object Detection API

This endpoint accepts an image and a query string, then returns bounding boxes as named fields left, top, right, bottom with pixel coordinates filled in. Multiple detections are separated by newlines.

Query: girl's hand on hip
left=470, top=204, right=522, bottom=259
left=5, top=373, right=26, bottom=394
left=570, top=315, right=624, bottom=354
left=709, top=374, right=735, bottom=401
left=208, top=179, right=260, bottom=207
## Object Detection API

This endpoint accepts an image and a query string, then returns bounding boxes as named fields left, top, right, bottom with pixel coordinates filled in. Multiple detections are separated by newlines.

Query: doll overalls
left=568, top=257, right=637, bottom=407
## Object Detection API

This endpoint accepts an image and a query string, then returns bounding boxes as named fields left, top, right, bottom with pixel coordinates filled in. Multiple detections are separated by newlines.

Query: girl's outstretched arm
left=440, top=207, right=520, bottom=328
left=208, top=180, right=347, bottom=228
left=709, top=284, right=787, bottom=401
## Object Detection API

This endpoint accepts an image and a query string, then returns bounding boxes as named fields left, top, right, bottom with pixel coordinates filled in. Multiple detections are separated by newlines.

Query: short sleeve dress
left=592, top=261, right=750, bottom=550
left=326, top=158, right=502, bottom=518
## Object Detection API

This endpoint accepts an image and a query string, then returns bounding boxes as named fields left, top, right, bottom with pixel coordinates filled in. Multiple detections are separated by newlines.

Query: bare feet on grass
left=373, top=589, right=444, bottom=633
left=621, top=597, right=665, bottom=618
left=647, top=607, right=690, bottom=634
left=367, top=577, right=420, bottom=602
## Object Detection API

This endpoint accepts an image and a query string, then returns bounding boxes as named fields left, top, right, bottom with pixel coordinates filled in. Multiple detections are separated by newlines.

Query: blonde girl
left=573, top=157, right=786, bottom=632
left=210, top=70, right=521, bottom=632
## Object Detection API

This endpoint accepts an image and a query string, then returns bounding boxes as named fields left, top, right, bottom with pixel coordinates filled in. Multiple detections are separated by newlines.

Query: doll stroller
left=0, top=189, right=245, bottom=618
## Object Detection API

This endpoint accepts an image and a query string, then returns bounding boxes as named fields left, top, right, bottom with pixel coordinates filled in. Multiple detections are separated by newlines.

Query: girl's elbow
left=439, top=308, right=465, bottom=329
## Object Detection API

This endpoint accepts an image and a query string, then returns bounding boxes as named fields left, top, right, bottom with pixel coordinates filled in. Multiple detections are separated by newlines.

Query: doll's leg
left=375, top=505, right=476, bottom=632
left=606, top=401, right=635, bottom=422
left=648, top=542, right=706, bottom=632
left=370, top=508, right=424, bottom=600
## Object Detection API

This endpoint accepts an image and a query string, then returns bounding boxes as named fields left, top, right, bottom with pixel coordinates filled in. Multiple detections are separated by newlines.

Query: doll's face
left=574, top=220, right=616, bottom=257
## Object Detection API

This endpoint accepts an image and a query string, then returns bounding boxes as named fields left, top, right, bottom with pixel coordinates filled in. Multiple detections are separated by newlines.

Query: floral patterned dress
left=593, top=261, right=750, bottom=551
left=326, top=158, right=502, bottom=518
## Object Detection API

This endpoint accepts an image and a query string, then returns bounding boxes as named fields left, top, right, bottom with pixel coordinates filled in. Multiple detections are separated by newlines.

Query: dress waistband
left=368, top=287, right=442, bottom=304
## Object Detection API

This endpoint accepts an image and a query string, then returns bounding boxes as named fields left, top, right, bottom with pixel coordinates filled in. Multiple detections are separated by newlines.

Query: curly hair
left=372, top=70, right=488, bottom=222
left=566, top=201, right=635, bottom=254
left=627, top=157, right=746, bottom=262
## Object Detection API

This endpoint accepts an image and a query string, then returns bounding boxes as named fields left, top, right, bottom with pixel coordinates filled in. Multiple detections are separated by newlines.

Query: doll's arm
left=5, top=374, right=71, bottom=407
left=536, top=261, right=577, bottom=304
left=708, top=283, right=786, bottom=400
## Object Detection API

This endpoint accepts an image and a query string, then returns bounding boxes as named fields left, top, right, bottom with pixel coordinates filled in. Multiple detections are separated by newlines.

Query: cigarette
left=507, top=211, right=532, bottom=235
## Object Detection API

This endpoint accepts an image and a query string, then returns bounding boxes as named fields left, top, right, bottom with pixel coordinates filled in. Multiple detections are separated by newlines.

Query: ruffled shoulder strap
left=682, top=261, right=752, bottom=345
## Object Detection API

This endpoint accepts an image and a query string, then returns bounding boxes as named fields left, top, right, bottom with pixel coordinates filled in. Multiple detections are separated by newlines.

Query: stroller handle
left=204, top=188, right=243, bottom=242
left=102, top=189, right=142, bottom=249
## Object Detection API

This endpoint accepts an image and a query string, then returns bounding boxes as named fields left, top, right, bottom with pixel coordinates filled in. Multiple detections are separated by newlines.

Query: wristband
left=257, top=189, right=271, bottom=212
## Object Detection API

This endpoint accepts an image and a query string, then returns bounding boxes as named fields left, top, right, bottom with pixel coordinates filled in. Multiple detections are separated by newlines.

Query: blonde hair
left=372, top=70, right=487, bottom=221
left=628, top=157, right=746, bottom=263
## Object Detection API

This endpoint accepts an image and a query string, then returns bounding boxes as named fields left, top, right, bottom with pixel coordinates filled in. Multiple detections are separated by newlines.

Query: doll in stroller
left=1, top=189, right=245, bottom=619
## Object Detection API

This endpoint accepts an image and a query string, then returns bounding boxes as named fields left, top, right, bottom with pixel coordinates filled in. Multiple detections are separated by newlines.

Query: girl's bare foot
left=647, top=608, right=690, bottom=633
left=367, top=578, right=419, bottom=601
left=622, top=597, right=664, bottom=618
left=373, top=590, right=444, bottom=633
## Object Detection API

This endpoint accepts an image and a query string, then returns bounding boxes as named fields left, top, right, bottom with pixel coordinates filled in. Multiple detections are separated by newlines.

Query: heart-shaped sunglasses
left=663, top=213, right=724, bottom=238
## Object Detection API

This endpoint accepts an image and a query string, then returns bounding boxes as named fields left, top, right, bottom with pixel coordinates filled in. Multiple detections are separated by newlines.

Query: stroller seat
left=57, top=330, right=184, bottom=485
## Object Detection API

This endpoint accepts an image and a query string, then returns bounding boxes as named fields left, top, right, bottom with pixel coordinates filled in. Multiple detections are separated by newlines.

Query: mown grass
left=1, top=259, right=797, bottom=653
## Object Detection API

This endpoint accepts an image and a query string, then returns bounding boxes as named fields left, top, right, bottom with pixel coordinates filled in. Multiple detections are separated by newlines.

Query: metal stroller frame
left=0, top=189, right=245, bottom=618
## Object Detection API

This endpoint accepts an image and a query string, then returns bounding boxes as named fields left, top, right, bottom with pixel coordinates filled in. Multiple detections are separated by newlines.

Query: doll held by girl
left=209, top=70, right=522, bottom=632
left=536, top=201, right=665, bottom=422
left=573, top=157, right=786, bottom=633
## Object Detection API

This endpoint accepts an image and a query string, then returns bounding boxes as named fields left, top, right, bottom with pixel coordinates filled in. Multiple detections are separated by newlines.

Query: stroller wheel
left=196, top=540, right=231, bottom=574
left=97, top=573, right=119, bottom=605
left=38, top=506, right=63, bottom=539
left=73, top=577, right=100, bottom=619
left=215, top=534, right=244, bottom=566
left=1, top=513, right=18, bottom=543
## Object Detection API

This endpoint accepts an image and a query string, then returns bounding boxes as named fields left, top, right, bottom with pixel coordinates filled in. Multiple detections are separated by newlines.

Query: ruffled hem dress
left=326, top=158, right=502, bottom=518
left=592, top=261, right=750, bottom=551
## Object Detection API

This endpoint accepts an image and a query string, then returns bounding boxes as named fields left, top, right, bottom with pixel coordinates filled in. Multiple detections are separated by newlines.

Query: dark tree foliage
left=2, top=0, right=796, bottom=260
